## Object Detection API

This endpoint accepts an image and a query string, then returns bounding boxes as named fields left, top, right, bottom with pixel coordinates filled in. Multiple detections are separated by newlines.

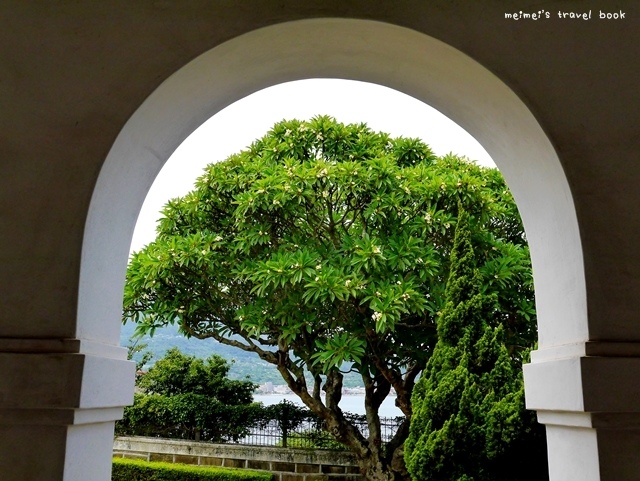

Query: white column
left=0, top=338, right=135, bottom=481
left=524, top=342, right=640, bottom=481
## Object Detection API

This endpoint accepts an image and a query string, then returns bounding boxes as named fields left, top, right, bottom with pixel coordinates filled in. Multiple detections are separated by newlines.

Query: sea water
left=253, top=393, right=402, bottom=417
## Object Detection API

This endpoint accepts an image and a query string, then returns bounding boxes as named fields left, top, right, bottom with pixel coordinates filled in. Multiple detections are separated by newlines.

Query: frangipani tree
left=123, top=116, right=535, bottom=480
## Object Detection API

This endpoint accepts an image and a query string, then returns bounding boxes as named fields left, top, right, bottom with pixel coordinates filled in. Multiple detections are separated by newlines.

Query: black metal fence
left=117, top=397, right=404, bottom=450
left=240, top=405, right=403, bottom=449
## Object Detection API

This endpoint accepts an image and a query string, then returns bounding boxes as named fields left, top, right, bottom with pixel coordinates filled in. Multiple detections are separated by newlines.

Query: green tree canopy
left=404, top=208, right=547, bottom=481
left=123, top=116, right=536, bottom=480
left=117, top=348, right=259, bottom=442
left=138, top=347, right=255, bottom=405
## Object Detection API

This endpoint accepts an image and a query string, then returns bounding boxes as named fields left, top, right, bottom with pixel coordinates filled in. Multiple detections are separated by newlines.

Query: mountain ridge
left=120, top=322, right=364, bottom=387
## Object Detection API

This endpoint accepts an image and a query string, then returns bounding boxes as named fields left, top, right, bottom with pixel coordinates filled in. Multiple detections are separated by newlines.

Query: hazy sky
left=130, top=79, right=495, bottom=253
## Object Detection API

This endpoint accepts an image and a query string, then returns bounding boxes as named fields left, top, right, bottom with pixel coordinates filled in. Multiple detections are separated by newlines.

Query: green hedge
left=112, top=458, right=272, bottom=481
left=116, top=394, right=266, bottom=443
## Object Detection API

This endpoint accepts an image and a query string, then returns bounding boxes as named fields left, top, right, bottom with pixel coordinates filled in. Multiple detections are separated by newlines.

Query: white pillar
left=525, top=342, right=640, bottom=481
left=0, top=338, right=135, bottom=481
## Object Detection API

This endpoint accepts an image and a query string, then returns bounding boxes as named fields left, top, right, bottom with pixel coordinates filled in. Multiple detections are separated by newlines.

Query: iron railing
left=240, top=412, right=403, bottom=449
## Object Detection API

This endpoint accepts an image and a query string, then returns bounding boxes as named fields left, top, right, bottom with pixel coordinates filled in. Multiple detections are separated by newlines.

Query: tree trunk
left=358, top=451, right=410, bottom=481
left=269, top=353, right=412, bottom=480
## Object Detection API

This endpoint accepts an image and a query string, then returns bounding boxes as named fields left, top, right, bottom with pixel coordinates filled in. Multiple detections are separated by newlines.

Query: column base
left=525, top=342, right=640, bottom=481
left=0, top=338, right=135, bottom=481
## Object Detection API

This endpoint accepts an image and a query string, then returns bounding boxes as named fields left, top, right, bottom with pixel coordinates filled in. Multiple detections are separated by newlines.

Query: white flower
left=315, top=276, right=320, bottom=281
left=345, top=279, right=352, bottom=287
left=372, top=246, right=381, bottom=255
left=372, top=312, right=383, bottom=321
left=424, top=213, right=432, bottom=223
left=316, top=264, right=322, bottom=270
left=317, top=168, right=328, bottom=178
left=214, top=235, right=223, bottom=242
left=285, top=129, right=292, bottom=136
left=322, top=191, right=329, bottom=198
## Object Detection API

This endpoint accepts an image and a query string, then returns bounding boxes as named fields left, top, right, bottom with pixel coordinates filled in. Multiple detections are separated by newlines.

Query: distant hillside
left=120, top=322, right=364, bottom=387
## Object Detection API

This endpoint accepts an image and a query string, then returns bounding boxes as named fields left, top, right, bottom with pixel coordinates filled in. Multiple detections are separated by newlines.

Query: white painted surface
left=81, top=19, right=584, bottom=353
left=546, top=425, right=600, bottom=481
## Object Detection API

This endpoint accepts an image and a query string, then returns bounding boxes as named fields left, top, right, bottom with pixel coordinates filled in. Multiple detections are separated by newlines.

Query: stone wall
left=114, top=436, right=362, bottom=481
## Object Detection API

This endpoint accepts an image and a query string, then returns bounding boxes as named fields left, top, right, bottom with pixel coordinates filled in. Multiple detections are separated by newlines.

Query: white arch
left=79, top=18, right=586, bottom=353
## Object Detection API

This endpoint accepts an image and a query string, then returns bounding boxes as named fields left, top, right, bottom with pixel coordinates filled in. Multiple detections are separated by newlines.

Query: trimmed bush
left=116, top=395, right=266, bottom=443
left=281, top=429, right=345, bottom=450
left=112, top=458, right=272, bottom=481
left=116, top=348, right=261, bottom=443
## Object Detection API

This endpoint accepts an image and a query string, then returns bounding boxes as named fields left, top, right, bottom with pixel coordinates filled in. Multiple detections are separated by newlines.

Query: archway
left=82, top=17, right=584, bottom=354
left=82, top=18, right=584, bottom=479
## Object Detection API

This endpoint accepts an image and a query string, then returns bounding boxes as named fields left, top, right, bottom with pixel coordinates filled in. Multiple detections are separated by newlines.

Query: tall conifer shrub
left=404, top=207, right=547, bottom=481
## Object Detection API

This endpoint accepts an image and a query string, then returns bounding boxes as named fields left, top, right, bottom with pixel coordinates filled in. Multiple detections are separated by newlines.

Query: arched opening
left=81, top=17, right=584, bottom=357
left=81, top=17, right=585, bottom=479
